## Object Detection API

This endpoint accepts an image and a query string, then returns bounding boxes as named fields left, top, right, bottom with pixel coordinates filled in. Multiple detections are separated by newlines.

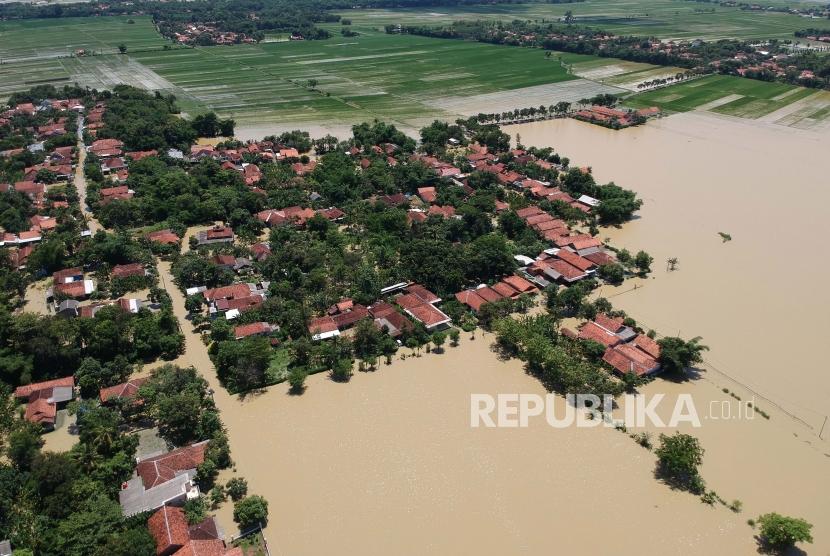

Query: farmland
left=625, top=74, right=829, bottom=127
left=1, top=12, right=827, bottom=132
left=331, top=0, right=817, bottom=41
left=127, top=33, right=617, bottom=128
left=0, top=16, right=166, bottom=61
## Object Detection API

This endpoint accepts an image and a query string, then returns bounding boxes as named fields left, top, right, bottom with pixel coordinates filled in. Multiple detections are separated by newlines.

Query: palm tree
left=666, top=257, right=679, bottom=271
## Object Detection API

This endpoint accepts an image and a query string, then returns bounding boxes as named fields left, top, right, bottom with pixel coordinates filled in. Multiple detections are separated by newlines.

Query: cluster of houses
left=9, top=370, right=242, bottom=554
left=170, top=22, right=257, bottom=46
left=574, top=105, right=661, bottom=128
left=563, top=313, right=662, bottom=377
left=0, top=99, right=85, bottom=268
left=308, top=283, right=450, bottom=341
left=190, top=281, right=270, bottom=320
left=45, top=265, right=147, bottom=317
left=455, top=274, right=538, bottom=312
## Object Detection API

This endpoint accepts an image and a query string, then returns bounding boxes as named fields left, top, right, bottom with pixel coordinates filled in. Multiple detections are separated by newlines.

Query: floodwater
left=509, top=113, right=830, bottom=431
left=221, top=335, right=760, bottom=555
left=508, top=113, right=830, bottom=551
left=158, top=112, right=830, bottom=553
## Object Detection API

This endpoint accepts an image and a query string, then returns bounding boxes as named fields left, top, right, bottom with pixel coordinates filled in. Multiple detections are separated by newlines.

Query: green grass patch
left=625, top=74, right=815, bottom=118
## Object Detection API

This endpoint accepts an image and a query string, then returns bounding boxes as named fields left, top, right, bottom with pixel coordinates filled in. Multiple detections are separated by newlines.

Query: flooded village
left=2, top=4, right=830, bottom=553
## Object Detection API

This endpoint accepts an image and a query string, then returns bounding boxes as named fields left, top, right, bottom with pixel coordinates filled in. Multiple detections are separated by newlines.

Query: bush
left=654, top=432, right=705, bottom=493
left=183, top=496, right=207, bottom=525
left=757, top=513, right=813, bottom=551
left=233, top=495, right=269, bottom=530
left=226, top=477, right=248, bottom=501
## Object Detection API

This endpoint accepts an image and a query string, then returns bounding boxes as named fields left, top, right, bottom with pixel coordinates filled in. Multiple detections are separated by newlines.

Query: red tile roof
left=14, top=376, right=74, bottom=399
left=203, top=284, right=250, bottom=302
left=578, top=321, right=621, bottom=347
left=147, top=229, right=181, bottom=245
left=417, top=187, right=437, bottom=203
left=555, top=249, right=595, bottom=272
left=603, top=344, right=659, bottom=376
left=99, top=377, right=149, bottom=403
left=594, top=313, right=624, bottom=334
left=515, top=206, right=543, bottom=219
left=406, top=303, right=451, bottom=328
left=172, top=539, right=228, bottom=556
left=148, top=506, right=190, bottom=556
left=406, top=284, right=440, bottom=304
left=474, top=286, right=503, bottom=303
left=309, top=315, right=338, bottom=336
left=502, top=275, right=537, bottom=294
left=215, top=295, right=262, bottom=313
left=25, top=392, right=58, bottom=426
left=112, top=262, right=145, bottom=279
left=234, top=322, right=272, bottom=340
left=455, top=289, right=487, bottom=312
left=136, top=441, right=209, bottom=489
left=492, top=282, right=520, bottom=299
left=633, top=334, right=661, bottom=359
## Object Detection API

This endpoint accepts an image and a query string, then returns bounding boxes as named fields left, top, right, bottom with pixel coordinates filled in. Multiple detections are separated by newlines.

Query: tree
left=118, top=44, right=127, bottom=54
left=655, top=432, right=705, bottom=492
left=287, top=366, right=307, bottom=394
left=330, top=357, right=353, bottom=382
left=233, top=495, right=269, bottom=529
left=449, top=328, right=460, bottom=347
left=757, top=513, right=813, bottom=551
left=657, top=336, right=708, bottom=375
left=226, top=477, right=248, bottom=501
left=7, top=424, right=43, bottom=470
left=432, top=332, right=446, bottom=353
left=634, top=251, right=653, bottom=275
left=597, top=262, right=625, bottom=284
left=183, top=496, right=207, bottom=524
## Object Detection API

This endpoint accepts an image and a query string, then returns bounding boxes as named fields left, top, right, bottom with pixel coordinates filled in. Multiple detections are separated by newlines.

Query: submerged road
left=74, top=115, right=100, bottom=233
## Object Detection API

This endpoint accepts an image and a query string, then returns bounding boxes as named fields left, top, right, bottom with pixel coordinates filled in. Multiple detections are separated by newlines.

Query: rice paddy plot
left=625, top=74, right=819, bottom=120
left=335, top=0, right=815, bottom=41
left=130, top=33, right=599, bottom=126
left=0, top=16, right=167, bottom=62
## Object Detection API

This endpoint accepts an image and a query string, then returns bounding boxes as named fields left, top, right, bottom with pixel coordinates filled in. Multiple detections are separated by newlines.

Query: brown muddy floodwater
left=223, top=335, right=760, bottom=555
left=179, top=113, right=830, bottom=554
left=508, top=113, right=830, bottom=552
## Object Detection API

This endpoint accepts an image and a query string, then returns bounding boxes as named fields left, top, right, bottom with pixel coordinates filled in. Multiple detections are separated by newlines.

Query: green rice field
left=0, top=16, right=166, bottom=61
left=332, top=0, right=816, bottom=41
left=625, top=75, right=821, bottom=118
left=127, top=33, right=601, bottom=125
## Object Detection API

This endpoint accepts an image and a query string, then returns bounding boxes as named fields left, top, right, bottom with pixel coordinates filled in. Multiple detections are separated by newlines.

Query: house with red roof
left=120, top=441, right=209, bottom=516
left=112, top=262, right=147, bottom=279
left=309, top=315, right=340, bottom=340
left=100, top=377, right=149, bottom=404
left=603, top=340, right=661, bottom=377
left=148, top=505, right=235, bottom=556
left=233, top=321, right=275, bottom=340
left=147, top=229, right=181, bottom=245
left=455, top=289, right=487, bottom=312
left=417, top=187, right=437, bottom=204
left=196, top=226, right=234, bottom=246
left=394, top=284, right=451, bottom=330
left=15, top=377, right=75, bottom=430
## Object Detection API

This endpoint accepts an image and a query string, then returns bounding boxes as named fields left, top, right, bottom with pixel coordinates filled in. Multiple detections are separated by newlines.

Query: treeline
left=393, top=20, right=830, bottom=88
left=0, top=0, right=555, bottom=44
